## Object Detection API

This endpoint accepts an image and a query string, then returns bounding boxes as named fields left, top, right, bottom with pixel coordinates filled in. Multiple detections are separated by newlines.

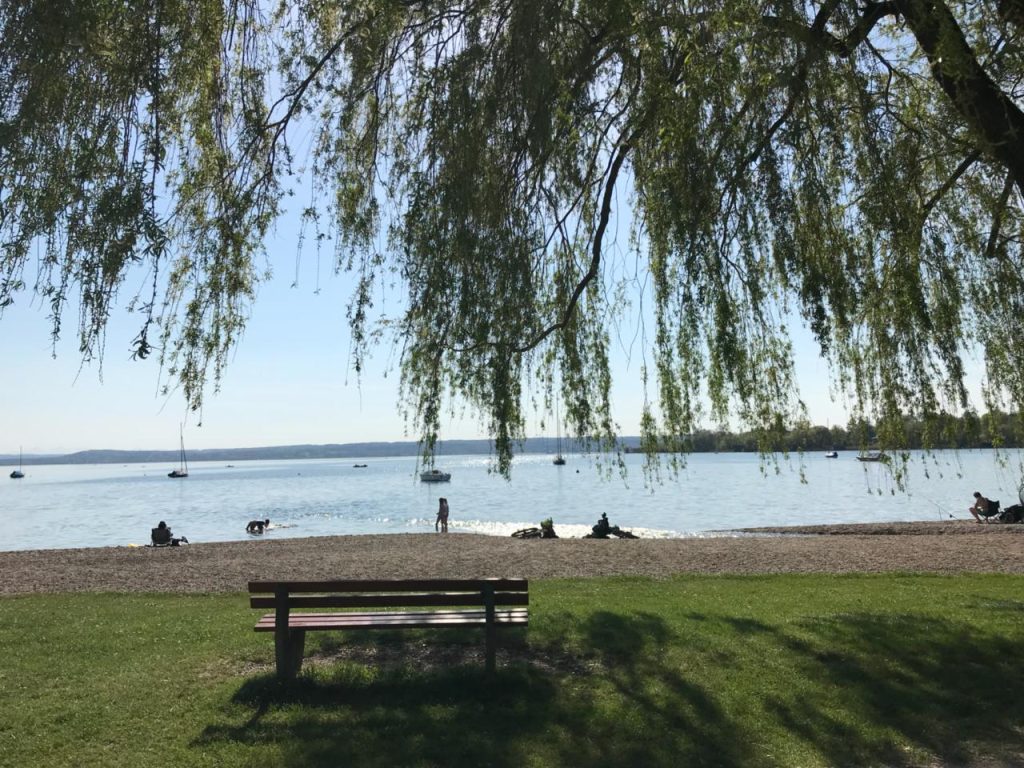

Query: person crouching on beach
left=968, top=492, right=993, bottom=523
left=436, top=498, right=449, bottom=533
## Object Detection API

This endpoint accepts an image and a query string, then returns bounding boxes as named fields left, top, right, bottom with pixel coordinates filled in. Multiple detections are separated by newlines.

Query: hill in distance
left=2, top=437, right=642, bottom=467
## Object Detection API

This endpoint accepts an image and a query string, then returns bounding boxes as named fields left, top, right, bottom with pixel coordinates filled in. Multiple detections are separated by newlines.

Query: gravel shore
left=1, top=520, right=1022, bottom=595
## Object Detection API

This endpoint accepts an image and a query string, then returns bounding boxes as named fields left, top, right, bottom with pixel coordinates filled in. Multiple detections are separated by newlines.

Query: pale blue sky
left=0, top=241, right=411, bottom=455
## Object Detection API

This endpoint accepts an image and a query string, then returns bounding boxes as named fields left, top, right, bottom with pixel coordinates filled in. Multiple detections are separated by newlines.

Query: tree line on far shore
left=625, top=412, right=1024, bottom=454
left=9, top=409, right=1021, bottom=468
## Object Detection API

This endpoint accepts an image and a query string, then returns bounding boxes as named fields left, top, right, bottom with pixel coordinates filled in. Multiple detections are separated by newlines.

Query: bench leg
left=275, top=629, right=306, bottom=679
left=483, top=582, right=497, bottom=673
left=485, top=624, right=496, bottom=673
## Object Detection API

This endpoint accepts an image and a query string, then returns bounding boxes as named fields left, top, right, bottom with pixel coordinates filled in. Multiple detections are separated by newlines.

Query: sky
left=0, top=241, right=416, bottom=456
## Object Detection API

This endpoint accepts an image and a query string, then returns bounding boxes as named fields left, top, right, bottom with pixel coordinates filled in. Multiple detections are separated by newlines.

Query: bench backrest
left=249, top=578, right=528, bottom=611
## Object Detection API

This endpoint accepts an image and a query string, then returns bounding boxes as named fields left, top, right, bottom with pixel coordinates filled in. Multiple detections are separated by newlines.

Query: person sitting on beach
left=591, top=512, right=612, bottom=538
left=968, top=492, right=995, bottom=523
left=435, top=498, right=449, bottom=533
left=151, top=520, right=188, bottom=546
left=246, top=518, right=270, bottom=534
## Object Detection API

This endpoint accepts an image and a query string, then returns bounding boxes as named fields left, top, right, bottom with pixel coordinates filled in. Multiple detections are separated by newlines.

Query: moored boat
left=419, top=469, right=451, bottom=482
left=856, top=451, right=888, bottom=462
left=10, top=446, right=24, bottom=478
left=553, top=401, right=566, bottom=465
left=168, top=425, right=189, bottom=478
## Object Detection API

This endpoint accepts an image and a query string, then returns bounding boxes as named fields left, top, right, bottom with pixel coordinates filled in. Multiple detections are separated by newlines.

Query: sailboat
left=553, top=403, right=566, bottom=466
left=168, top=425, right=189, bottom=478
left=419, top=439, right=451, bottom=482
left=10, top=446, right=24, bottom=479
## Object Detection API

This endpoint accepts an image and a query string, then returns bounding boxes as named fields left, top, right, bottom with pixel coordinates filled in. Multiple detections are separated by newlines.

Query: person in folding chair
left=968, top=492, right=1000, bottom=523
left=151, top=520, right=189, bottom=546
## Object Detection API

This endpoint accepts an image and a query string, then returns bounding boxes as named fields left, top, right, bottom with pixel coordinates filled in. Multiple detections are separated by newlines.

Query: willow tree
left=3, top=0, right=1024, bottom=472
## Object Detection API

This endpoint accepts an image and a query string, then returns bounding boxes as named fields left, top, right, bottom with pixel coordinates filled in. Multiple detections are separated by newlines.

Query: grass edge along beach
left=2, top=573, right=1023, bottom=767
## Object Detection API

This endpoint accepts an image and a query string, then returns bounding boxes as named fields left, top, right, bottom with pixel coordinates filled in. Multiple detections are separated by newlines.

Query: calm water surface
left=2, top=450, right=1022, bottom=551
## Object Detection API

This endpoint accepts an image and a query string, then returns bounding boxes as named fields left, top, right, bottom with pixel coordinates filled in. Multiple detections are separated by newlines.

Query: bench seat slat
left=255, top=608, right=529, bottom=631
left=250, top=592, right=528, bottom=610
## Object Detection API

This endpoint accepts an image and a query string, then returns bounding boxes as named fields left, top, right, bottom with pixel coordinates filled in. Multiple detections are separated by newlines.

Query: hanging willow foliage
left=3, top=0, right=1024, bottom=474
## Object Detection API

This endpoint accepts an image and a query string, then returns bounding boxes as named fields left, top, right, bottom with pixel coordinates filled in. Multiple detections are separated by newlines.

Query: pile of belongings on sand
left=511, top=513, right=639, bottom=539
left=992, top=481, right=1024, bottom=523
left=997, top=503, right=1024, bottom=523
left=512, top=518, right=559, bottom=539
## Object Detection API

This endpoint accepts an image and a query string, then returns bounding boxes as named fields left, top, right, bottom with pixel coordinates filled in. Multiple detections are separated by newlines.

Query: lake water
left=2, top=450, right=1022, bottom=551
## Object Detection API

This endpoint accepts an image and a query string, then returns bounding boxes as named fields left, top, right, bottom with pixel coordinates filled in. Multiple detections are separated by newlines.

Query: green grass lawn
left=1, top=574, right=1022, bottom=767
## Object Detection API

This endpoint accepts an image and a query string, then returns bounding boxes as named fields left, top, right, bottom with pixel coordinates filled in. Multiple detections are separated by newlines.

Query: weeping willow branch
left=510, top=133, right=635, bottom=354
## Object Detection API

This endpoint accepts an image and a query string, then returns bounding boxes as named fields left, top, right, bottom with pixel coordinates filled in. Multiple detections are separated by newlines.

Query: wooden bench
left=249, top=578, right=529, bottom=679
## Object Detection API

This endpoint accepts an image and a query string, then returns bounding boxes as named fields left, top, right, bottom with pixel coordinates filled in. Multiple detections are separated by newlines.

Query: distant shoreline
left=5, top=442, right=1021, bottom=468
left=0, top=437, right=617, bottom=466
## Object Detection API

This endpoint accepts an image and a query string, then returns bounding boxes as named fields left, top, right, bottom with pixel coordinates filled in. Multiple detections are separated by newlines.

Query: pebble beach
left=2, top=520, right=1022, bottom=595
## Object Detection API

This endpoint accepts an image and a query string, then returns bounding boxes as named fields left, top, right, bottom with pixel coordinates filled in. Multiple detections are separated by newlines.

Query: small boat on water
left=168, top=425, right=189, bottom=478
left=420, top=469, right=451, bottom=482
left=825, top=450, right=838, bottom=458
left=856, top=451, right=888, bottom=462
left=553, top=401, right=566, bottom=465
left=10, top=446, right=24, bottom=479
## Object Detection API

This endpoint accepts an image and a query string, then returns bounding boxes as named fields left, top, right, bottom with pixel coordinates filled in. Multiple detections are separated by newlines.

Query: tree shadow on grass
left=197, top=612, right=750, bottom=768
left=198, top=601, right=1024, bottom=767
left=765, top=605, right=1024, bottom=767
left=570, top=610, right=753, bottom=765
